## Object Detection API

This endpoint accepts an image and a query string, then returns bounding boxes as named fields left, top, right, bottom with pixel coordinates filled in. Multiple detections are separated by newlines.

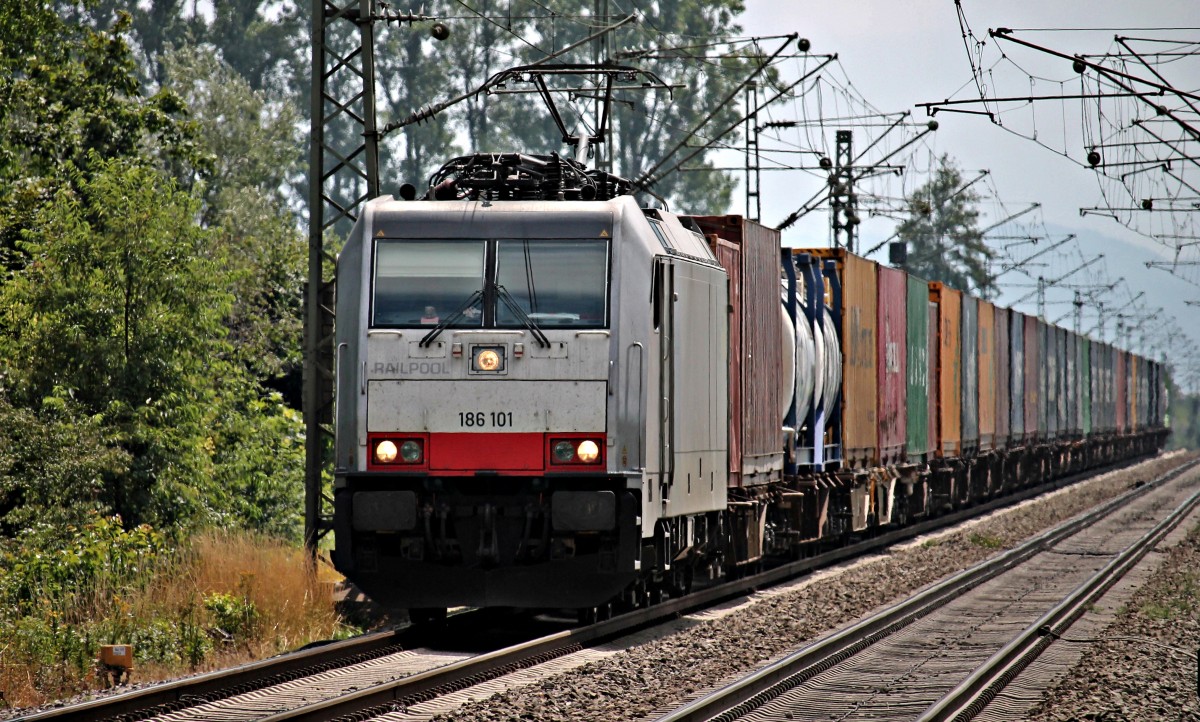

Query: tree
left=0, top=5, right=203, bottom=268
left=0, top=156, right=306, bottom=536
left=0, top=159, right=233, bottom=527
left=161, top=45, right=306, bottom=390
left=896, top=155, right=994, bottom=296
left=360, top=1, right=751, bottom=211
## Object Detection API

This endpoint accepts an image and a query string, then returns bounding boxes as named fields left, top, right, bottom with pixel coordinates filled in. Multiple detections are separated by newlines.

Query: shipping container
left=1041, top=320, right=1056, bottom=439
left=1115, top=349, right=1128, bottom=432
left=788, top=252, right=842, bottom=469
left=877, top=265, right=907, bottom=465
left=1131, top=355, right=1141, bottom=430
left=694, top=216, right=785, bottom=486
left=1099, top=342, right=1115, bottom=433
left=961, top=295, right=979, bottom=454
left=930, top=283, right=962, bottom=456
left=928, top=300, right=939, bottom=457
left=995, top=306, right=1011, bottom=447
left=1057, top=328, right=1069, bottom=436
left=977, top=300, right=997, bottom=451
left=807, top=249, right=877, bottom=469
left=1063, top=329, right=1077, bottom=436
left=1010, top=310, right=1026, bottom=442
left=906, top=274, right=932, bottom=463
left=1024, top=315, right=1041, bottom=440
left=1082, top=338, right=1092, bottom=435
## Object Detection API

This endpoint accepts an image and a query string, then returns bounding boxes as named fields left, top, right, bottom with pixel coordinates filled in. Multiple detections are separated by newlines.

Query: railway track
left=14, top=454, right=1182, bottom=722
left=652, top=457, right=1200, bottom=722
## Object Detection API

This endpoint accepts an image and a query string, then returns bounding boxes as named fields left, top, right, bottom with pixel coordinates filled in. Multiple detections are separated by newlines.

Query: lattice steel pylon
left=830, top=129, right=857, bottom=251
left=305, top=0, right=381, bottom=555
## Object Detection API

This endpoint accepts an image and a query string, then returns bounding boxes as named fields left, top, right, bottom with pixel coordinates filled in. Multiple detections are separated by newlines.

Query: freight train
left=330, top=152, right=1169, bottom=618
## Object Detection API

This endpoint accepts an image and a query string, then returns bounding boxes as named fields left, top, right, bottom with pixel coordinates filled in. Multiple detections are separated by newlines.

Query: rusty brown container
left=693, top=215, right=785, bottom=486
left=930, top=283, right=962, bottom=457
left=1130, top=353, right=1140, bottom=430
left=977, top=300, right=996, bottom=451
left=994, top=306, right=1011, bottom=447
left=877, top=265, right=907, bottom=465
left=806, top=248, right=878, bottom=469
left=1023, top=314, right=1041, bottom=440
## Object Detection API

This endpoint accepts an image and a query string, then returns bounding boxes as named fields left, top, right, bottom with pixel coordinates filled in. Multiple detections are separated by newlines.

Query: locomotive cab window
left=495, top=239, right=609, bottom=328
left=371, top=238, right=609, bottom=329
left=372, top=240, right=485, bottom=327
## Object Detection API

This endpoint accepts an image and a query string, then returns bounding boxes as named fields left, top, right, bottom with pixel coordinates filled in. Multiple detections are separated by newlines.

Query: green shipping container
left=906, top=273, right=931, bottom=461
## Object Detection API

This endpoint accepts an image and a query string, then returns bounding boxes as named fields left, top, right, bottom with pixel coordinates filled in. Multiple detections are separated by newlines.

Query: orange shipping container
left=809, top=249, right=878, bottom=469
left=930, top=283, right=962, bottom=457
left=977, top=300, right=996, bottom=451
left=1024, top=315, right=1041, bottom=440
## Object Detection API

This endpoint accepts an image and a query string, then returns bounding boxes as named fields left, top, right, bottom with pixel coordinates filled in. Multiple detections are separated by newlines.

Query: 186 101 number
left=458, top=411, right=513, bottom=428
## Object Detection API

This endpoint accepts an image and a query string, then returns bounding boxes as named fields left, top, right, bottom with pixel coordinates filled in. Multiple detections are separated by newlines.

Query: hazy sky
left=732, top=1, right=1200, bottom=386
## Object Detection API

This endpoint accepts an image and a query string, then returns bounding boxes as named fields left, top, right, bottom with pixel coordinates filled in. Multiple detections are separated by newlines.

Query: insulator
left=1087, top=150, right=1102, bottom=167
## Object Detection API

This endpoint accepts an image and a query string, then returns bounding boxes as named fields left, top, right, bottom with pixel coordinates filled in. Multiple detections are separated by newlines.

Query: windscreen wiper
left=495, top=284, right=550, bottom=348
left=419, top=289, right=484, bottom=347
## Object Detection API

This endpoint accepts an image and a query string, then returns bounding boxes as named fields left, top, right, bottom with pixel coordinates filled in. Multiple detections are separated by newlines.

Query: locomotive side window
left=495, top=239, right=609, bottom=328
left=372, top=240, right=485, bottom=327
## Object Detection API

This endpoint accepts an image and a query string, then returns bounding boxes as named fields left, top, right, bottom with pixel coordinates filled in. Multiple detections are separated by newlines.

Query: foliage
left=1165, top=383, right=1200, bottom=451
left=896, top=155, right=995, bottom=297
left=0, top=4, right=204, bottom=264
left=0, top=158, right=230, bottom=528
left=967, top=532, right=1004, bottom=550
left=335, top=0, right=748, bottom=211
left=163, top=45, right=306, bottom=382
left=0, top=522, right=347, bottom=708
left=0, top=515, right=165, bottom=619
left=0, top=389, right=129, bottom=536
left=57, top=0, right=305, bottom=95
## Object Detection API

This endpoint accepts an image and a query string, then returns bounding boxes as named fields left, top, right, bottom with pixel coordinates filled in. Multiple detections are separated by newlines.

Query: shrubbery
left=0, top=516, right=349, bottom=706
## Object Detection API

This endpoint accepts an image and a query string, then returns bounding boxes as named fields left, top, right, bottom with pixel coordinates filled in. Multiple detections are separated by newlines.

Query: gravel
left=1022, top=510, right=1200, bottom=721
left=433, top=453, right=1194, bottom=722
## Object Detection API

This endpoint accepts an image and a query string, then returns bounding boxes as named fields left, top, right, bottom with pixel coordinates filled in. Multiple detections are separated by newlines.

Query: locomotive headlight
left=477, top=349, right=501, bottom=371
left=375, top=439, right=399, bottom=464
left=553, top=440, right=576, bottom=463
left=576, top=439, right=600, bottom=464
left=471, top=345, right=506, bottom=373
left=399, top=439, right=422, bottom=463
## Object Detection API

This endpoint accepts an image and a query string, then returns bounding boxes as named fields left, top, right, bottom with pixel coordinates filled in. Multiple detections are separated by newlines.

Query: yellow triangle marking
left=599, top=229, right=610, bottom=238
left=375, top=230, right=385, bottom=237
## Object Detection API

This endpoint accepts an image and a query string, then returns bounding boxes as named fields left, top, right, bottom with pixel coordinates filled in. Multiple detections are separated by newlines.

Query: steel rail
left=17, top=451, right=1174, bottom=722
left=918, top=478, right=1200, bottom=721
left=650, top=457, right=1199, bottom=722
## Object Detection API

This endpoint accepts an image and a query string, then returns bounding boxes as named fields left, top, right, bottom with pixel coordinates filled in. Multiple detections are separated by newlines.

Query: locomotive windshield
left=372, top=240, right=485, bottom=327
left=371, top=238, right=609, bottom=329
left=496, top=239, right=608, bottom=327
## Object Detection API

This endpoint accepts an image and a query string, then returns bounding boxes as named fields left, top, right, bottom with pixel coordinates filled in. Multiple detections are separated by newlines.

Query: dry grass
left=0, top=528, right=349, bottom=711
left=185, top=529, right=344, bottom=654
